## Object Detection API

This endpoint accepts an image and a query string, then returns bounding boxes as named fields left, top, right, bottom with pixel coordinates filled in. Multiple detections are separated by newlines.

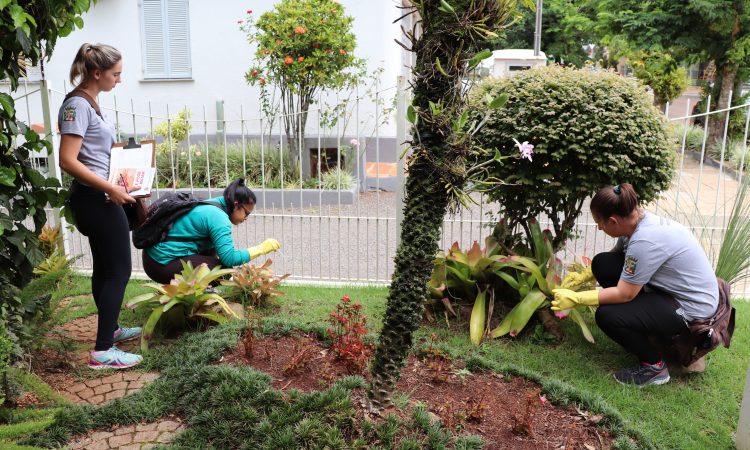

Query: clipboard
left=108, top=137, right=157, bottom=198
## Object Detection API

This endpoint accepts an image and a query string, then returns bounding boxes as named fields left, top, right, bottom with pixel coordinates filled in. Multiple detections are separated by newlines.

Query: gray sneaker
left=614, top=362, right=670, bottom=387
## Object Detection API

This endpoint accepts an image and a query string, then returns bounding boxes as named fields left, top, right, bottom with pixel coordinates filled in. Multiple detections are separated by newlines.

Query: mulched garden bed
left=220, top=332, right=614, bottom=450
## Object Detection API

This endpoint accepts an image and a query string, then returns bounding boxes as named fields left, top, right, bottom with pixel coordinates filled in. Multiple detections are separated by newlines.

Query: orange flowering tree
left=240, top=0, right=364, bottom=164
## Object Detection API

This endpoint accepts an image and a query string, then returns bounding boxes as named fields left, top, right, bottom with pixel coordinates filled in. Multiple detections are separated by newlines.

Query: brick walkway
left=60, top=371, right=159, bottom=405
left=45, top=310, right=184, bottom=448
left=67, top=419, right=184, bottom=450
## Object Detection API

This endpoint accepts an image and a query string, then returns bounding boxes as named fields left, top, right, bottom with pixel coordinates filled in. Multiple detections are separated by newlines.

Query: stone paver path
left=60, top=371, right=159, bottom=405
left=67, top=418, right=184, bottom=450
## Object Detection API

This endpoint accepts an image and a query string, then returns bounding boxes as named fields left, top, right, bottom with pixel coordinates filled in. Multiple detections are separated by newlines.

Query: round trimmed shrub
left=470, top=65, right=675, bottom=249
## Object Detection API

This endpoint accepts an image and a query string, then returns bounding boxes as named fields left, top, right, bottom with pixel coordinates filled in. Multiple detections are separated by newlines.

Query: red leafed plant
left=327, top=295, right=373, bottom=374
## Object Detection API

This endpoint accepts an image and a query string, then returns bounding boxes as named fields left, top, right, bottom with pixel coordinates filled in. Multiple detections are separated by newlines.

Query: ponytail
left=223, top=178, right=257, bottom=213
left=590, top=183, right=639, bottom=220
left=69, top=43, right=122, bottom=86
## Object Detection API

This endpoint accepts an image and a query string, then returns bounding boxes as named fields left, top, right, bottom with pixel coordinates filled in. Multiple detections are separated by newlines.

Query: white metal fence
left=5, top=78, right=750, bottom=297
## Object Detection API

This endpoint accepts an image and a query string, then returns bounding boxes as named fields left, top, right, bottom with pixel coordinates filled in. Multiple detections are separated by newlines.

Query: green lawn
left=274, top=285, right=749, bottom=450
left=10, top=278, right=750, bottom=449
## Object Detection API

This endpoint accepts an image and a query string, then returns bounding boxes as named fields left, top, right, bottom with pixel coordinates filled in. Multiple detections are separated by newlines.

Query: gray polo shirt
left=615, top=212, right=718, bottom=321
left=58, top=96, right=116, bottom=181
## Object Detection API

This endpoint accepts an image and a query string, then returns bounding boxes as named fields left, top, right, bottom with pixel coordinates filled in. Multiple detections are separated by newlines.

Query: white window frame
left=139, top=0, right=192, bottom=80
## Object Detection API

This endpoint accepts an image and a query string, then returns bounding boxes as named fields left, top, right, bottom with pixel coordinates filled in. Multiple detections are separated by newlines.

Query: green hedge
left=470, top=65, right=675, bottom=248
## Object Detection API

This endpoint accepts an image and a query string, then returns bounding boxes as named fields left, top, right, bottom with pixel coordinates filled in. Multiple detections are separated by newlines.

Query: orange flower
left=259, top=77, right=266, bottom=85
left=284, top=55, right=293, bottom=65
left=339, top=48, right=346, bottom=55
left=251, top=70, right=258, bottom=76
left=298, top=56, right=304, bottom=62
left=325, top=49, right=331, bottom=54
left=313, top=42, right=320, bottom=48
left=294, top=26, right=306, bottom=34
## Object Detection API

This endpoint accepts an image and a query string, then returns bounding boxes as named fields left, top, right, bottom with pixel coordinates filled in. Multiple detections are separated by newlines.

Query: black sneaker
left=613, top=362, right=670, bottom=387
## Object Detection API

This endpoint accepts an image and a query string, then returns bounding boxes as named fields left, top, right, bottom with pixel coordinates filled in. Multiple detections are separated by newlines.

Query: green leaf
left=0, top=0, right=12, bottom=9
left=435, top=57, right=448, bottom=76
left=0, top=167, right=16, bottom=187
left=468, top=49, right=493, bottom=70
left=406, top=104, right=417, bottom=124
left=490, top=289, right=546, bottom=338
left=0, top=94, right=15, bottom=118
left=73, top=16, right=84, bottom=29
left=568, top=308, right=595, bottom=343
left=489, top=93, right=508, bottom=109
left=452, top=110, right=469, bottom=133
left=438, top=0, right=456, bottom=15
left=141, top=307, right=165, bottom=352
left=469, top=288, right=487, bottom=345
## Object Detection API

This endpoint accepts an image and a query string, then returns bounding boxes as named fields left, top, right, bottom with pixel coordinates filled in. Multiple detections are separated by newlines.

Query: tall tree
left=599, top=0, right=750, bottom=142
left=492, top=0, right=599, bottom=67
left=367, top=0, right=521, bottom=409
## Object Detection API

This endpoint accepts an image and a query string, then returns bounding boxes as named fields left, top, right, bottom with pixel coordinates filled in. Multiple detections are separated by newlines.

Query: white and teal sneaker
left=113, top=326, right=142, bottom=343
left=88, top=346, right=143, bottom=370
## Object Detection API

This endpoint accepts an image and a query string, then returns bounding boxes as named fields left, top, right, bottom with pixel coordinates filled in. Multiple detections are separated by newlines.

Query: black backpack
left=132, top=192, right=223, bottom=249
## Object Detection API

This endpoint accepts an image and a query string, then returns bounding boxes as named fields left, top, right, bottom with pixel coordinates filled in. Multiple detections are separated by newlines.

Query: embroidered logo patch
left=63, top=106, right=76, bottom=122
left=624, top=255, right=638, bottom=276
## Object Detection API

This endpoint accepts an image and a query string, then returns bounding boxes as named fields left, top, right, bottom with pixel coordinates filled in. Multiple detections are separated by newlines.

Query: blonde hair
left=69, top=43, right=121, bottom=86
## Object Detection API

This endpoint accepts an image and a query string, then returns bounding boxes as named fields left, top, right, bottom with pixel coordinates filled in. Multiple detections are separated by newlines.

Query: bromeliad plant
left=428, top=218, right=596, bottom=345
left=221, top=259, right=290, bottom=308
left=127, top=261, right=237, bottom=352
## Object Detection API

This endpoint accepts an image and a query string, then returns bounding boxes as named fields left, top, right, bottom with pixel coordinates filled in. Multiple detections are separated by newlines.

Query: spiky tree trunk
left=368, top=0, right=513, bottom=409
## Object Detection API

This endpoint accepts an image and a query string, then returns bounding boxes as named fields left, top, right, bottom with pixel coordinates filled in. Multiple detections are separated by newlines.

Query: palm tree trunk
left=369, top=160, right=449, bottom=407
left=368, top=0, right=511, bottom=409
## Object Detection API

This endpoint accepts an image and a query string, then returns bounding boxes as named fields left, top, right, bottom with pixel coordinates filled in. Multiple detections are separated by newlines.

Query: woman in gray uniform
left=58, top=43, right=143, bottom=369
left=551, top=183, right=718, bottom=386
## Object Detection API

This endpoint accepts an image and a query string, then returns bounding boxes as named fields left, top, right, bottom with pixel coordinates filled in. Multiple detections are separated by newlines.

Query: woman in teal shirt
left=142, top=178, right=280, bottom=283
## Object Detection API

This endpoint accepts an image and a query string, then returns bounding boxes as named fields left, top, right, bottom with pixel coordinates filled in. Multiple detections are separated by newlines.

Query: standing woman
left=58, top=43, right=142, bottom=369
left=551, top=183, right=718, bottom=386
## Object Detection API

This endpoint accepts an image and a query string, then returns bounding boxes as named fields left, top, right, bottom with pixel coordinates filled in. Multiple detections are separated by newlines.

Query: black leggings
left=69, top=182, right=132, bottom=351
left=592, top=252, right=687, bottom=364
left=142, top=250, right=221, bottom=284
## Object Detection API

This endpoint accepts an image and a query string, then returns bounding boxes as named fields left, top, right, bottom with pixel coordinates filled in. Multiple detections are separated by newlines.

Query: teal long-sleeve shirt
left=145, top=196, right=251, bottom=267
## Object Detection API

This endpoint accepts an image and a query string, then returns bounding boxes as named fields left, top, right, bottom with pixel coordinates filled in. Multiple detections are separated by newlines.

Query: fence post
left=738, top=361, right=750, bottom=450
left=216, top=99, right=225, bottom=143
left=40, top=80, right=62, bottom=222
left=395, top=75, right=409, bottom=247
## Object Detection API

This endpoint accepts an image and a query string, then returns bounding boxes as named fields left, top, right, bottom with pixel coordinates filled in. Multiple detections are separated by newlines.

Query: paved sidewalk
left=67, top=419, right=184, bottom=450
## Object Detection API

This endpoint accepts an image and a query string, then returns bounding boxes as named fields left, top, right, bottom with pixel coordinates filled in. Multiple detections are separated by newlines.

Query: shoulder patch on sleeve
left=624, top=255, right=638, bottom=276
left=62, top=105, right=77, bottom=122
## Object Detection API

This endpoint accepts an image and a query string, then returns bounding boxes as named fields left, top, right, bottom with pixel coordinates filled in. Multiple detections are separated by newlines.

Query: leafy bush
left=222, top=259, right=289, bottom=308
left=470, top=65, right=675, bottom=249
left=1, top=268, right=71, bottom=361
left=127, top=262, right=237, bottom=352
left=630, top=51, right=688, bottom=108
left=670, top=123, right=706, bottom=152
left=154, top=109, right=192, bottom=155
left=319, top=166, right=355, bottom=190
left=156, top=142, right=355, bottom=190
left=327, top=295, right=373, bottom=374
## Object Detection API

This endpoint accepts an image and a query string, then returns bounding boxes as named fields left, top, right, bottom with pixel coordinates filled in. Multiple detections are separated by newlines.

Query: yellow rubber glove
left=560, top=266, right=594, bottom=289
left=248, top=238, right=281, bottom=260
left=551, top=288, right=599, bottom=311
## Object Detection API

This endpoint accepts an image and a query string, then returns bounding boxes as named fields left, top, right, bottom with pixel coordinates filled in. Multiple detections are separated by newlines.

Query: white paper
left=107, top=141, right=155, bottom=197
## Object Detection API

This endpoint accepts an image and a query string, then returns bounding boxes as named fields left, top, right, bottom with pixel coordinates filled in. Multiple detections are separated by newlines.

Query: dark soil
left=221, top=332, right=614, bottom=450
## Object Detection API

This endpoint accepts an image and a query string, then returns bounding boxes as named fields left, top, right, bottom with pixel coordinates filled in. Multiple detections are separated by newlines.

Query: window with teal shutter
left=140, top=0, right=192, bottom=79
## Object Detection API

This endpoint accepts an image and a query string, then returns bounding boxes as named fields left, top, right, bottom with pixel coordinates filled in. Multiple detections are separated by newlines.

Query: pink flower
left=247, top=9, right=252, bottom=13
left=513, top=138, right=534, bottom=162
left=350, top=138, right=359, bottom=146
left=539, top=394, right=548, bottom=404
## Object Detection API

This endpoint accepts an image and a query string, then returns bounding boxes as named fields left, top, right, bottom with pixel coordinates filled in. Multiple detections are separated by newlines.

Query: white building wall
left=25, top=0, right=404, bottom=137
